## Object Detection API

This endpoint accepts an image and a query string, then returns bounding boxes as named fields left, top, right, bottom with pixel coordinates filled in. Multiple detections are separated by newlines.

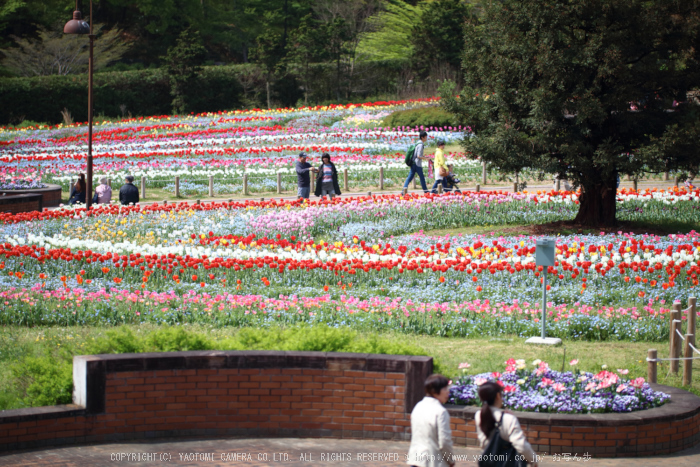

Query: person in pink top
left=93, top=177, right=112, bottom=204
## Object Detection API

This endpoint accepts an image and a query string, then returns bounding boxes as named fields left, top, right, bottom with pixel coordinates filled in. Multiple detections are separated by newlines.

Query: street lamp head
left=64, top=10, right=90, bottom=34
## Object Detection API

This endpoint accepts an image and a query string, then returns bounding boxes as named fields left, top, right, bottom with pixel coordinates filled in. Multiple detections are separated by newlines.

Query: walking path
left=2, top=437, right=700, bottom=466
left=77, top=179, right=681, bottom=211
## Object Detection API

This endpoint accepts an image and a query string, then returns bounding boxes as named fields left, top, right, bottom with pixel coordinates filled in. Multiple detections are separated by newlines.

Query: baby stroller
left=443, top=165, right=462, bottom=194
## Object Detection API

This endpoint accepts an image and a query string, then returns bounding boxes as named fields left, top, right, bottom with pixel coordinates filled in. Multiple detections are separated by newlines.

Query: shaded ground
left=2, top=437, right=700, bottom=466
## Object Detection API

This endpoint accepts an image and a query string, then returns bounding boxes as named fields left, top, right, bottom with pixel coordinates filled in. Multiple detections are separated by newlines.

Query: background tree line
left=0, top=0, right=475, bottom=116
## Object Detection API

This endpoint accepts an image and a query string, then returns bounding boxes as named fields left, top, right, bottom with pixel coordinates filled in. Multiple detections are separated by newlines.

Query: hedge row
left=0, top=66, right=243, bottom=125
left=381, top=106, right=459, bottom=128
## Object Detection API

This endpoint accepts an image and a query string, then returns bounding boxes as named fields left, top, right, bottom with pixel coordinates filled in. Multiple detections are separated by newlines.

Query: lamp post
left=64, top=0, right=94, bottom=209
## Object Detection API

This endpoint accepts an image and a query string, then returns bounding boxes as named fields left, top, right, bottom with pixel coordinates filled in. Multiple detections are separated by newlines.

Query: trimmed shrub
left=3, top=325, right=436, bottom=408
left=382, top=106, right=459, bottom=128
left=0, top=66, right=243, bottom=125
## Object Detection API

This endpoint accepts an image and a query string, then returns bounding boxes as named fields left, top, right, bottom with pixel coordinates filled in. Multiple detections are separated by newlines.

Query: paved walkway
left=2, top=437, right=700, bottom=466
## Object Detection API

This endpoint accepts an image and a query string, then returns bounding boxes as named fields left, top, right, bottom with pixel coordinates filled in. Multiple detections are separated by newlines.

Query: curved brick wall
left=0, top=351, right=698, bottom=458
left=0, top=184, right=62, bottom=208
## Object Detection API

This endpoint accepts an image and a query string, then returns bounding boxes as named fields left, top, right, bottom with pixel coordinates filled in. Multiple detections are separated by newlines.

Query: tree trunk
left=573, top=173, right=618, bottom=226
left=266, top=80, right=271, bottom=109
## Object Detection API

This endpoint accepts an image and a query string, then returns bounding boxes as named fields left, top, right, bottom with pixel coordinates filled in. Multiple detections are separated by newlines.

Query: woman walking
left=431, top=140, right=448, bottom=194
left=406, top=374, right=455, bottom=467
left=475, top=382, right=538, bottom=466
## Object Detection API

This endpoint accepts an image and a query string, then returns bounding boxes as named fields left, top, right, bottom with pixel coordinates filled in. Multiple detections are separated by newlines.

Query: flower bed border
left=0, top=184, right=61, bottom=208
left=447, top=383, right=700, bottom=457
left=0, top=351, right=698, bottom=457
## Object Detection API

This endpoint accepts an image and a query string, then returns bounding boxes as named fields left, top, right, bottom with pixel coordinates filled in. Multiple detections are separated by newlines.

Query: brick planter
left=447, top=384, right=700, bottom=457
left=0, top=351, right=698, bottom=458
left=0, top=184, right=62, bottom=208
left=0, top=193, right=42, bottom=214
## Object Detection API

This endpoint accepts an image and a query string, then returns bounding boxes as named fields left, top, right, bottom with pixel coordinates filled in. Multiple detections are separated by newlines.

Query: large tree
left=441, top=0, right=700, bottom=226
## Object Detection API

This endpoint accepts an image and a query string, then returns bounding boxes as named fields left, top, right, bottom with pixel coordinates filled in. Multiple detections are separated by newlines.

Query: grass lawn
left=1, top=324, right=698, bottom=411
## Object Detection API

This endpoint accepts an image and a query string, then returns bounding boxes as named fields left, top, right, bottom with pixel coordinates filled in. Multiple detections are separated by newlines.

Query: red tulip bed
left=0, top=185, right=697, bottom=341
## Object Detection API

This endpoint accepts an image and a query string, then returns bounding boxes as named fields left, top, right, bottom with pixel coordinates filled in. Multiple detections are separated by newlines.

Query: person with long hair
left=69, top=173, right=86, bottom=205
left=475, top=382, right=538, bottom=466
left=406, top=374, right=455, bottom=467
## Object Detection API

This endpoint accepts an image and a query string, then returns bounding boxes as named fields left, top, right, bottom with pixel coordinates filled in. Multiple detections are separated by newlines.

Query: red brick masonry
left=0, top=184, right=62, bottom=208
left=0, top=193, right=42, bottom=214
left=0, top=351, right=698, bottom=458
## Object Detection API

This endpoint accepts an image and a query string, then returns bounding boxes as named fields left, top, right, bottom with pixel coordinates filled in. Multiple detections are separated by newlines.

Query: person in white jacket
left=406, top=374, right=455, bottom=467
left=475, top=382, right=538, bottom=466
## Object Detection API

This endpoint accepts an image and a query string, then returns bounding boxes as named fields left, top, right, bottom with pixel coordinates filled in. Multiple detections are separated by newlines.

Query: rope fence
left=62, top=164, right=694, bottom=201
left=647, top=297, right=697, bottom=387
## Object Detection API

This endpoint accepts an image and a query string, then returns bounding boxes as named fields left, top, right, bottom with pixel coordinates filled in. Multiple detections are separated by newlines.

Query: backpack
left=404, top=144, right=416, bottom=167
left=478, top=414, right=527, bottom=467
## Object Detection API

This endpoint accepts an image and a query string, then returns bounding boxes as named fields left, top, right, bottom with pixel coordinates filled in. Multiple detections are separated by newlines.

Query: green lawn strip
left=1, top=325, right=698, bottom=411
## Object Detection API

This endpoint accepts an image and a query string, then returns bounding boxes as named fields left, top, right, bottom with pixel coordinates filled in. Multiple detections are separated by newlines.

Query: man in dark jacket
left=295, top=152, right=317, bottom=199
left=119, top=175, right=140, bottom=205
left=314, top=153, right=342, bottom=199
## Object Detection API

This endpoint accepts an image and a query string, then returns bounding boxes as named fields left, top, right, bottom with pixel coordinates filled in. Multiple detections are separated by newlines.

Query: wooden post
left=438, top=184, right=443, bottom=194
left=208, top=176, right=214, bottom=197
left=689, top=297, right=697, bottom=334
left=482, top=161, right=487, bottom=185
left=174, top=176, right=180, bottom=198
left=633, top=178, right=638, bottom=191
left=476, top=184, right=480, bottom=192
left=513, top=182, right=518, bottom=192
left=367, top=191, right=372, bottom=197
left=163, top=199, right=167, bottom=205
left=683, top=334, right=694, bottom=386
left=379, top=167, right=384, bottom=190
left=277, top=173, right=282, bottom=194
left=243, top=173, right=248, bottom=195
left=647, top=349, right=657, bottom=384
left=141, top=176, right=146, bottom=199
left=671, top=319, right=682, bottom=374
left=343, top=169, right=348, bottom=191
left=260, top=198, right=264, bottom=202
left=672, top=302, right=681, bottom=330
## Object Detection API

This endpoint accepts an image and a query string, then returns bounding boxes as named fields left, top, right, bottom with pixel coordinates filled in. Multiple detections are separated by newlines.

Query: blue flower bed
left=449, top=359, right=670, bottom=413
left=0, top=180, right=48, bottom=190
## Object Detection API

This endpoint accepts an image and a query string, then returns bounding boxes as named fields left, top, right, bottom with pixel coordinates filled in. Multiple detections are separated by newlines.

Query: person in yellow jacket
left=431, top=140, right=448, bottom=194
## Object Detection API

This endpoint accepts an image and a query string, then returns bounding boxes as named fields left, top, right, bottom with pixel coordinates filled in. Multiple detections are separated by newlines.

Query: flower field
left=0, top=99, right=473, bottom=195
left=0, top=98, right=678, bottom=197
left=0, top=186, right=698, bottom=340
left=450, top=359, right=670, bottom=413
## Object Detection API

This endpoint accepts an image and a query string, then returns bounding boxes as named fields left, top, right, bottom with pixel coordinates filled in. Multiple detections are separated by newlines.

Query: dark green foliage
left=441, top=0, right=700, bottom=226
left=382, top=106, right=459, bottom=128
left=162, top=29, right=207, bottom=114
left=411, top=0, right=472, bottom=77
left=0, top=66, right=242, bottom=124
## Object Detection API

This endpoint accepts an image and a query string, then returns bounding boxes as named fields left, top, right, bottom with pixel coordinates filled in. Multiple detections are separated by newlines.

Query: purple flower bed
left=0, top=180, right=48, bottom=190
left=449, top=359, right=670, bottom=413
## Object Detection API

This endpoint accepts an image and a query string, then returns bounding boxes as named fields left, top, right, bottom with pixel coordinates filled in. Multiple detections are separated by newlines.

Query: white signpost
left=525, top=238, right=562, bottom=345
